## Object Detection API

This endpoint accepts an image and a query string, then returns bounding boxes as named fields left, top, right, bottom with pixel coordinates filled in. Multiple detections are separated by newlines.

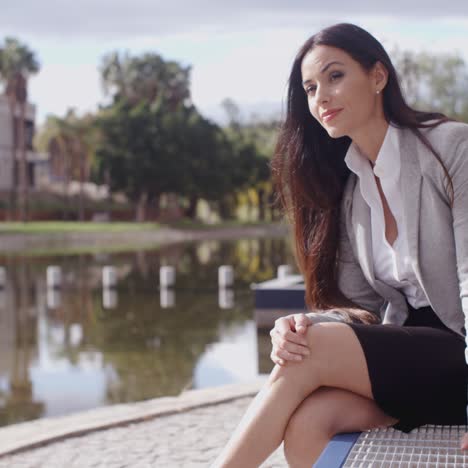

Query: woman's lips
left=322, top=109, right=343, bottom=123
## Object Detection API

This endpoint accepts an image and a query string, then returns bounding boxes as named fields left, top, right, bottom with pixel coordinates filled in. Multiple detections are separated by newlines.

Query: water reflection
left=160, top=288, right=175, bottom=308
left=103, top=288, right=118, bottom=309
left=0, top=237, right=294, bottom=427
left=218, top=288, right=234, bottom=309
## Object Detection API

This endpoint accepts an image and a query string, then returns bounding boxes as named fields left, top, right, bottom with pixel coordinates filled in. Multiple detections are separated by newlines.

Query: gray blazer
left=306, top=120, right=468, bottom=361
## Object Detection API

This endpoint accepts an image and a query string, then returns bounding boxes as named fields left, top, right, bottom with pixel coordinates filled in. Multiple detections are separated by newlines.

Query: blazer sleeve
left=306, top=200, right=385, bottom=325
left=449, top=135, right=468, bottom=361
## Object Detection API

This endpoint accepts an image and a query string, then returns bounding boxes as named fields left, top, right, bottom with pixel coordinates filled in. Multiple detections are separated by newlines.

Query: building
left=0, top=94, right=44, bottom=191
left=0, top=95, right=113, bottom=216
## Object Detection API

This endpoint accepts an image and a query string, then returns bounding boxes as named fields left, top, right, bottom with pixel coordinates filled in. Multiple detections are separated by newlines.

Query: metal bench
left=315, top=425, right=468, bottom=467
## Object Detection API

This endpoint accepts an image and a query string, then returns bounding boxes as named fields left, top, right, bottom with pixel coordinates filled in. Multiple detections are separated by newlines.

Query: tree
left=35, top=114, right=73, bottom=218
left=95, top=51, right=274, bottom=222
left=64, top=111, right=98, bottom=221
left=95, top=51, right=196, bottom=221
left=236, top=117, right=280, bottom=220
left=36, top=110, right=96, bottom=220
left=221, top=97, right=242, bottom=131
left=0, top=38, right=40, bottom=221
left=94, top=100, right=175, bottom=221
left=221, top=100, right=278, bottom=221
left=392, top=49, right=468, bottom=121
left=100, top=51, right=191, bottom=109
left=167, top=108, right=236, bottom=218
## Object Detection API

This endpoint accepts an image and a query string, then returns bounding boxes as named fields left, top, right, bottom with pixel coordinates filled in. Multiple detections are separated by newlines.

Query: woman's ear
left=373, top=61, right=388, bottom=93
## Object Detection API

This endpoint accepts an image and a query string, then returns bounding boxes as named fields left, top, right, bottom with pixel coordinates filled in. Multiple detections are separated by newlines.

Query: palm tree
left=67, top=111, right=97, bottom=221
left=36, top=111, right=96, bottom=221
left=100, top=52, right=136, bottom=102
left=100, top=51, right=191, bottom=108
left=0, top=38, right=39, bottom=221
left=36, top=115, right=73, bottom=219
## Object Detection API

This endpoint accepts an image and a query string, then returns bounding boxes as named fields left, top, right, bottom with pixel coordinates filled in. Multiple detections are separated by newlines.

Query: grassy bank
left=0, top=221, right=163, bottom=234
left=0, top=241, right=165, bottom=257
left=166, top=219, right=281, bottom=230
left=0, top=220, right=281, bottom=235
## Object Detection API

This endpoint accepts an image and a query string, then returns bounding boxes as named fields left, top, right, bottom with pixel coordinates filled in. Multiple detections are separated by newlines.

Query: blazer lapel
left=349, top=178, right=376, bottom=284
left=398, top=127, right=423, bottom=282
left=347, top=174, right=408, bottom=318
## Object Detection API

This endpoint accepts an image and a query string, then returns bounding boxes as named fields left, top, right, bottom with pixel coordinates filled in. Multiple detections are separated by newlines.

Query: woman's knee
left=268, top=322, right=353, bottom=387
left=304, top=321, right=354, bottom=354
left=284, top=387, right=397, bottom=448
left=284, top=387, right=345, bottom=443
left=267, top=321, right=374, bottom=404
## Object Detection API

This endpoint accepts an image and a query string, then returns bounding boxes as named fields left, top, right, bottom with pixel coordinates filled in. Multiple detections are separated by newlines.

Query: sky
left=1, top=1, right=468, bottom=126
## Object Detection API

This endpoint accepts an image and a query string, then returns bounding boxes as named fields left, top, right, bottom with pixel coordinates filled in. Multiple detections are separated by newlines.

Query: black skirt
left=348, top=302, right=468, bottom=433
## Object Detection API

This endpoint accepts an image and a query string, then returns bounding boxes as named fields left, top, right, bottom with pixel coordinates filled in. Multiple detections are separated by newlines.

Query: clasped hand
left=269, top=313, right=311, bottom=366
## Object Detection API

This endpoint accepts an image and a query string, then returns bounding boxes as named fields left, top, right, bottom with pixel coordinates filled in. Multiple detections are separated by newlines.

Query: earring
left=376, top=90, right=380, bottom=94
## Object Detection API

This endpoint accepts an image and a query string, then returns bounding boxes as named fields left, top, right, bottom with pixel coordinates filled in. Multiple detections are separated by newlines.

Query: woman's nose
left=316, top=85, right=330, bottom=104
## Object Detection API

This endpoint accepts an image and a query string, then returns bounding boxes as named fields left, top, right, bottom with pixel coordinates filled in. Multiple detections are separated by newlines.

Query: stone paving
left=0, top=396, right=287, bottom=468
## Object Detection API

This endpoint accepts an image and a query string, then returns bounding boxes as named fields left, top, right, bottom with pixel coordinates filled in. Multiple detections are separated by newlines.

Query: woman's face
left=300, top=45, right=385, bottom=139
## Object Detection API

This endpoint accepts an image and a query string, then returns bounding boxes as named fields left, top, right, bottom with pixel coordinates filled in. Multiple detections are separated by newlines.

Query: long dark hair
left=271, top=23, right=453, bottom=324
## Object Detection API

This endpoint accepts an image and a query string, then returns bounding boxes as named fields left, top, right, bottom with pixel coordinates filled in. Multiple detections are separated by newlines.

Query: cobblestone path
left=0, top=397, right=287, bottom=468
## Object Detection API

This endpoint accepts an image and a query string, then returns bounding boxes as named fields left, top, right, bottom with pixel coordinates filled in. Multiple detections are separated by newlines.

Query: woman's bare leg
left=212, top=322, right=381, bottom=468
left=283, top=387, right=398, bottom=467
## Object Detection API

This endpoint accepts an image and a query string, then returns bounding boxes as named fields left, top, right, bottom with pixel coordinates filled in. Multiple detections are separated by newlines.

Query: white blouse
left=344, top=124, right=430, bottom=309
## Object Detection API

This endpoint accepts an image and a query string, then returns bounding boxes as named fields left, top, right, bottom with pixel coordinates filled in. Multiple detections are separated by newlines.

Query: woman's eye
left=305, top=72, right=343, bottom=96
left=330, top=71, right=343, bottom=81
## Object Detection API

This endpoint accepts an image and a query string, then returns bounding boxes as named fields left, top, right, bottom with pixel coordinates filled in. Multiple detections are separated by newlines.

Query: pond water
left=0, top=237, right=295, bottom=427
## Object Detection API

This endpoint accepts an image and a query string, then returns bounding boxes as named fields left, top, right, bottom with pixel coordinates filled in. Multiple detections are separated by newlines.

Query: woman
left=213, top=23, right=468, bottom=467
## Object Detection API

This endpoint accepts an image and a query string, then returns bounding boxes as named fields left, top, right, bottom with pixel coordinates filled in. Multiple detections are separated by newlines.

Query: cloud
left=14, top=3, right=468, bottom=125
left=30, top=63, right=102, bottom=124
left=2, top=0, right=468, bottom=40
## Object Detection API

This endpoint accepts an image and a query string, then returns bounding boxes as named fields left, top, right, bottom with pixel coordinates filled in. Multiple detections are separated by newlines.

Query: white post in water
left=103, top=288, right=118, bottom=309
left=47, top=288, right=61, bottom=309
left=277, top=264, right=293, bottom=279
left=0, top=267, right=6, bottom=289
left=219, top=288, right=234, bottom=309
left=160, top=288, right=175, bottom=308
left=160, top=266, right=175, bottom=288
left=102, top=266, right=117, bottom=289
left=218, top=265, right=234, bottom=288
left=47, top=266, right=62, bottom=289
